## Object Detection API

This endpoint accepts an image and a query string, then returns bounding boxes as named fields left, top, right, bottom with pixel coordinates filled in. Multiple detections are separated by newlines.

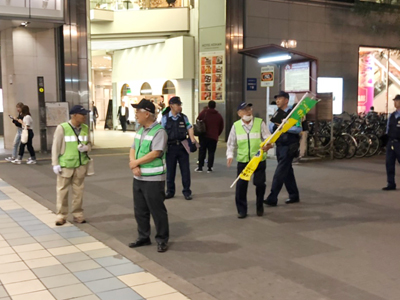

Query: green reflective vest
left=134, top=124, right=166, bottom=176
left=59, top=123, right=89, bottom=168
left=234, top=117, right=266, bottom=163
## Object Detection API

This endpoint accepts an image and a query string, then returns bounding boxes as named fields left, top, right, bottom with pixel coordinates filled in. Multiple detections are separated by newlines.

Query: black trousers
left=19, top=129, right=35, bottom=159
left=198, top=137, right=218, bottom=169
left=235, top=160, right=266, bottom=215
left=386, top=140, right=400, bottom=188
left=119, top=116, right=127, bottom=132
left=266, top=144, right=299, bottom=205
left=166, top=144, right=191, bottom=197
left=133, top=179, right=169, bottom=244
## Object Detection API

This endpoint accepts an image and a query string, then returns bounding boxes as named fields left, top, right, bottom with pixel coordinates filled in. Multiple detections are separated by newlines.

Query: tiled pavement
left=0, top=179, right=189, bottom=300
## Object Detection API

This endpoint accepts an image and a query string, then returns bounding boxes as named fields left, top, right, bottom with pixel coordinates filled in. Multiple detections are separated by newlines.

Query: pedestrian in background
left=161, top=96, right=196, bottom=200
left=195, top=100, right=224, bottom=173
left=12, top=105, right=37, bottom=165
left=117, top=100, right=129, bottom=132
left=52, top=105, right=91, bottom=225
left=129, top=99, right=169, bottom=253
left=92, top=101, right=99, bottom=129
left=227, top=102, right=272, bottom=218
left=5, top=102, right=24, bottom=162
left=382, top=95, right=400, bottom=191
left=264, top=91, right=302, bottom=206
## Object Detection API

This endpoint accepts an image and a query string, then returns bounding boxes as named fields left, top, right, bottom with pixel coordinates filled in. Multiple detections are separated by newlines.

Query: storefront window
left=140, top=82, right=152, bottom=95
left=121, top=83, right=131, bottom=98
left=90, top=0, right=186, bottom=10
left=162, top=80, right=176, bottom=95
left=358, top=47, right=400, bottom=114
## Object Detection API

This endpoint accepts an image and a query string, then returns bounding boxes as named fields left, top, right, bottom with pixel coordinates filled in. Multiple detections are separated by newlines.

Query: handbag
left=193, top=112, right=207, bottom=136
left=21, top=128, right=28, bottom=144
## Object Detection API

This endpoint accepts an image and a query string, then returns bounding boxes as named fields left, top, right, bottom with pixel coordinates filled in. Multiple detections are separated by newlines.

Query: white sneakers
left=10, top=158, right=37, bottom=165
left=5, top=157, right=15, bottom=162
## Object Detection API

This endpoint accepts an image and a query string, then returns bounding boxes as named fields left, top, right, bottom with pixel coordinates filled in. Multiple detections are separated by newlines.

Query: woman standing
left=12, top=105, right=36, bottom=165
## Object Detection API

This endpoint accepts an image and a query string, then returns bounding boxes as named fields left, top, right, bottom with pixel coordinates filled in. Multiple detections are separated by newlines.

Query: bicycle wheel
left=342, top=133, right=357, bottom=159
left=365, top=133, right=380, bottom=157
left=354, top=134, right=371, bottom=158
left=307, top=135, right=316, bottom=157
left=333, top=136, right=348, bottom=159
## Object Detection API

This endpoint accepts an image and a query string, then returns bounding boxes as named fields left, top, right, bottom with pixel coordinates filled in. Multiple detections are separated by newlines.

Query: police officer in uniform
left=227, top=103, right=272, bottom=218
left=383, top=95, right=400, bottom=191
left=264, top=91, right=302, bottom=206
left=161, top=96, right=196, bottom=200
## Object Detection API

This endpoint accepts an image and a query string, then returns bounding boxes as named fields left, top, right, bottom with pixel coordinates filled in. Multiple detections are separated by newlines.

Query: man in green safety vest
left=129, top=99, right=169, bottom=253
left=52, top=105, right=91, bottom=226
left=227, top=102, right=273, bottom=219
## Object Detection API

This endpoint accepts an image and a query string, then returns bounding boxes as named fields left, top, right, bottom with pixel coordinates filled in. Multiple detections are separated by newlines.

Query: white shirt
left=226, top=118, right=270, bottom=159
left=23, top=115, right=33, bottom=129
left=121, top=106, right=126, bottom=116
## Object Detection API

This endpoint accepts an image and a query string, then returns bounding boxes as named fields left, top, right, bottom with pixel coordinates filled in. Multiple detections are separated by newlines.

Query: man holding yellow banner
left=264, top=91, right=303, bottom=206
left=227, top=102, right=273, bottom=218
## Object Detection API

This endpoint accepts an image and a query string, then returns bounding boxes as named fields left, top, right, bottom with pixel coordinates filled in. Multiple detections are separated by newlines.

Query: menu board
left=200, top=51, right=225, bottom=102
left=284, top=62, right=310, bottom=92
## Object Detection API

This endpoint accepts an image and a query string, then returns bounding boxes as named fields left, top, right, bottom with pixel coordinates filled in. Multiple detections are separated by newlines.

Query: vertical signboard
left=200, top=51, right=225, bottom=102
left=261, top=66, right=274, bottom=87
left=37, top=77, right=47, bottom=152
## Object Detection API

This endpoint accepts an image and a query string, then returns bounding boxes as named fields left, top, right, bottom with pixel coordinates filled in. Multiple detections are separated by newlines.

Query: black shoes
left=128, top=238, right=151, bottom=248
left=185, top=195, right=193, bottom=200
left=165, top=193, right=174, bottom=199
left=237, top=213, right=247, bottom=219
left=157, top=242, right=168, bottom=253
left=263, top=200, right=277, bottom=207
left=257, top=208, right=264, bottom=217
left=285, top=198, right=300, bottom=204
left=382, top=186, right=396, bottom=191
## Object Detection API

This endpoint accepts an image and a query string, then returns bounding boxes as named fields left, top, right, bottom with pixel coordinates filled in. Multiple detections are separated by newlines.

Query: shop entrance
left=358, top=46, right=400, bottom=114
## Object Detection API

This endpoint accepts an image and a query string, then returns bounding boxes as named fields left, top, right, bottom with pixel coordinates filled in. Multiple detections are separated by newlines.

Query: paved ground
left=0, top=147, right=399, bottom=300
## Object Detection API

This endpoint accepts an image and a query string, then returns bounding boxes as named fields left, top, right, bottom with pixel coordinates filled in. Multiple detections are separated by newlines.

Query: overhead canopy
left=238, top=44, right=317, bottom=63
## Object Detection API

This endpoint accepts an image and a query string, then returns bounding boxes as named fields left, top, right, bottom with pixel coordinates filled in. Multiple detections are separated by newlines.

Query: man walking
left=227, top=102, right=272, bottom=218
left=195, top=100, right=224, bottom=173
left=52, top=105, right=91, bottom=225
left=129, top=99, right=169, bottom=252
left=5, top=102, right=24, bottom=162
left=117, top=100, right=129, bottom=132
left=161, top=96, right=196, bottom=200
left=383, top=95, right=400, bottom=191
left=264, top=91, right=302, bottom=206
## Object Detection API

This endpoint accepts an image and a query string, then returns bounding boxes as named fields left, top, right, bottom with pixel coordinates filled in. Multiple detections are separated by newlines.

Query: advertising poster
left=284, top=62, right=310, bottom=92
left=200, top=51, right=225, bottom=102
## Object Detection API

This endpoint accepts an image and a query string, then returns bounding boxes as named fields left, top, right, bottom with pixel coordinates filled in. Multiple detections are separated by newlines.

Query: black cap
left=393, top=95, right=400, bottom=101
left=70, top=105, right=90, bottom=115
left=237, top=102, right=253, bottom=111
left=132, top=99, right=156, bottom=114
left=274, top=91, right=290, bottom=99
left=169, top=96, right=182, bottom=105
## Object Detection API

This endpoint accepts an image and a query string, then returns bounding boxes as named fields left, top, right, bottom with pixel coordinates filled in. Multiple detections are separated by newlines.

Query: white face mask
left=242, top=115, right=253, bottom=122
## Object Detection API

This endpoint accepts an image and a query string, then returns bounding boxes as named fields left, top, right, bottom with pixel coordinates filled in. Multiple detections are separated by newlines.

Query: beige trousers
left=56, top=165, right=87, bottom=220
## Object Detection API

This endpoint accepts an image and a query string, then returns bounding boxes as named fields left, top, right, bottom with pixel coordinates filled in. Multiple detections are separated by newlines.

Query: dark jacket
left=197, top=108, right=224, bottom=141
left=12, top=113, right=23, bottom=128
left=117, top=106, right=129, bottom=120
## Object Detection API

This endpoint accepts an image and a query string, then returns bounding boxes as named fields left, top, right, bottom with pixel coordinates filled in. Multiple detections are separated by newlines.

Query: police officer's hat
left=393, top=95, right=400, bottom=101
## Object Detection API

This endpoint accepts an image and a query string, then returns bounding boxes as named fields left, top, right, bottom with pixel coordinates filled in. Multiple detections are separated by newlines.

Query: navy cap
left=274, top=91, right=290, bottom=99
left=70, top=105, right=90, bottom=115
left=132, top=99, right=156, bottom=114
left=393, top=95, right=400, bottom=101
left=237, top=102, right=253, bottom=111
left=169, top=96, right=182, bottom=105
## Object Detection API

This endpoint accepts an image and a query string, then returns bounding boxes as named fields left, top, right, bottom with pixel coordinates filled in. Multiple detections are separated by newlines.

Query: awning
left=238, top=44, right=317, bottom=63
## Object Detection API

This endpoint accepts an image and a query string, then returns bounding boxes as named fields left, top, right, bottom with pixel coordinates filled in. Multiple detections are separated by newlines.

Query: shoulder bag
left=193, top=112, right=207, bottom=136
left=21, top=128, right=29, bottom=144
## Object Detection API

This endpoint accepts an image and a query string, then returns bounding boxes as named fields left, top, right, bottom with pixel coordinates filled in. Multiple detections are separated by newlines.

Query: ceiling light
left=103, top=56, right=111, bottom=60
left=258, top=55, right=291, bottom=64
left=20, top=22, right=30, bottom=27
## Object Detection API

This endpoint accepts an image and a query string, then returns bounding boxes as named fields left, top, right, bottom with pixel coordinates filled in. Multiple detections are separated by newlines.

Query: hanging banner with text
left=200, top=51, right=225, bottom=102
left=261, top=66, right=274, bottom=87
